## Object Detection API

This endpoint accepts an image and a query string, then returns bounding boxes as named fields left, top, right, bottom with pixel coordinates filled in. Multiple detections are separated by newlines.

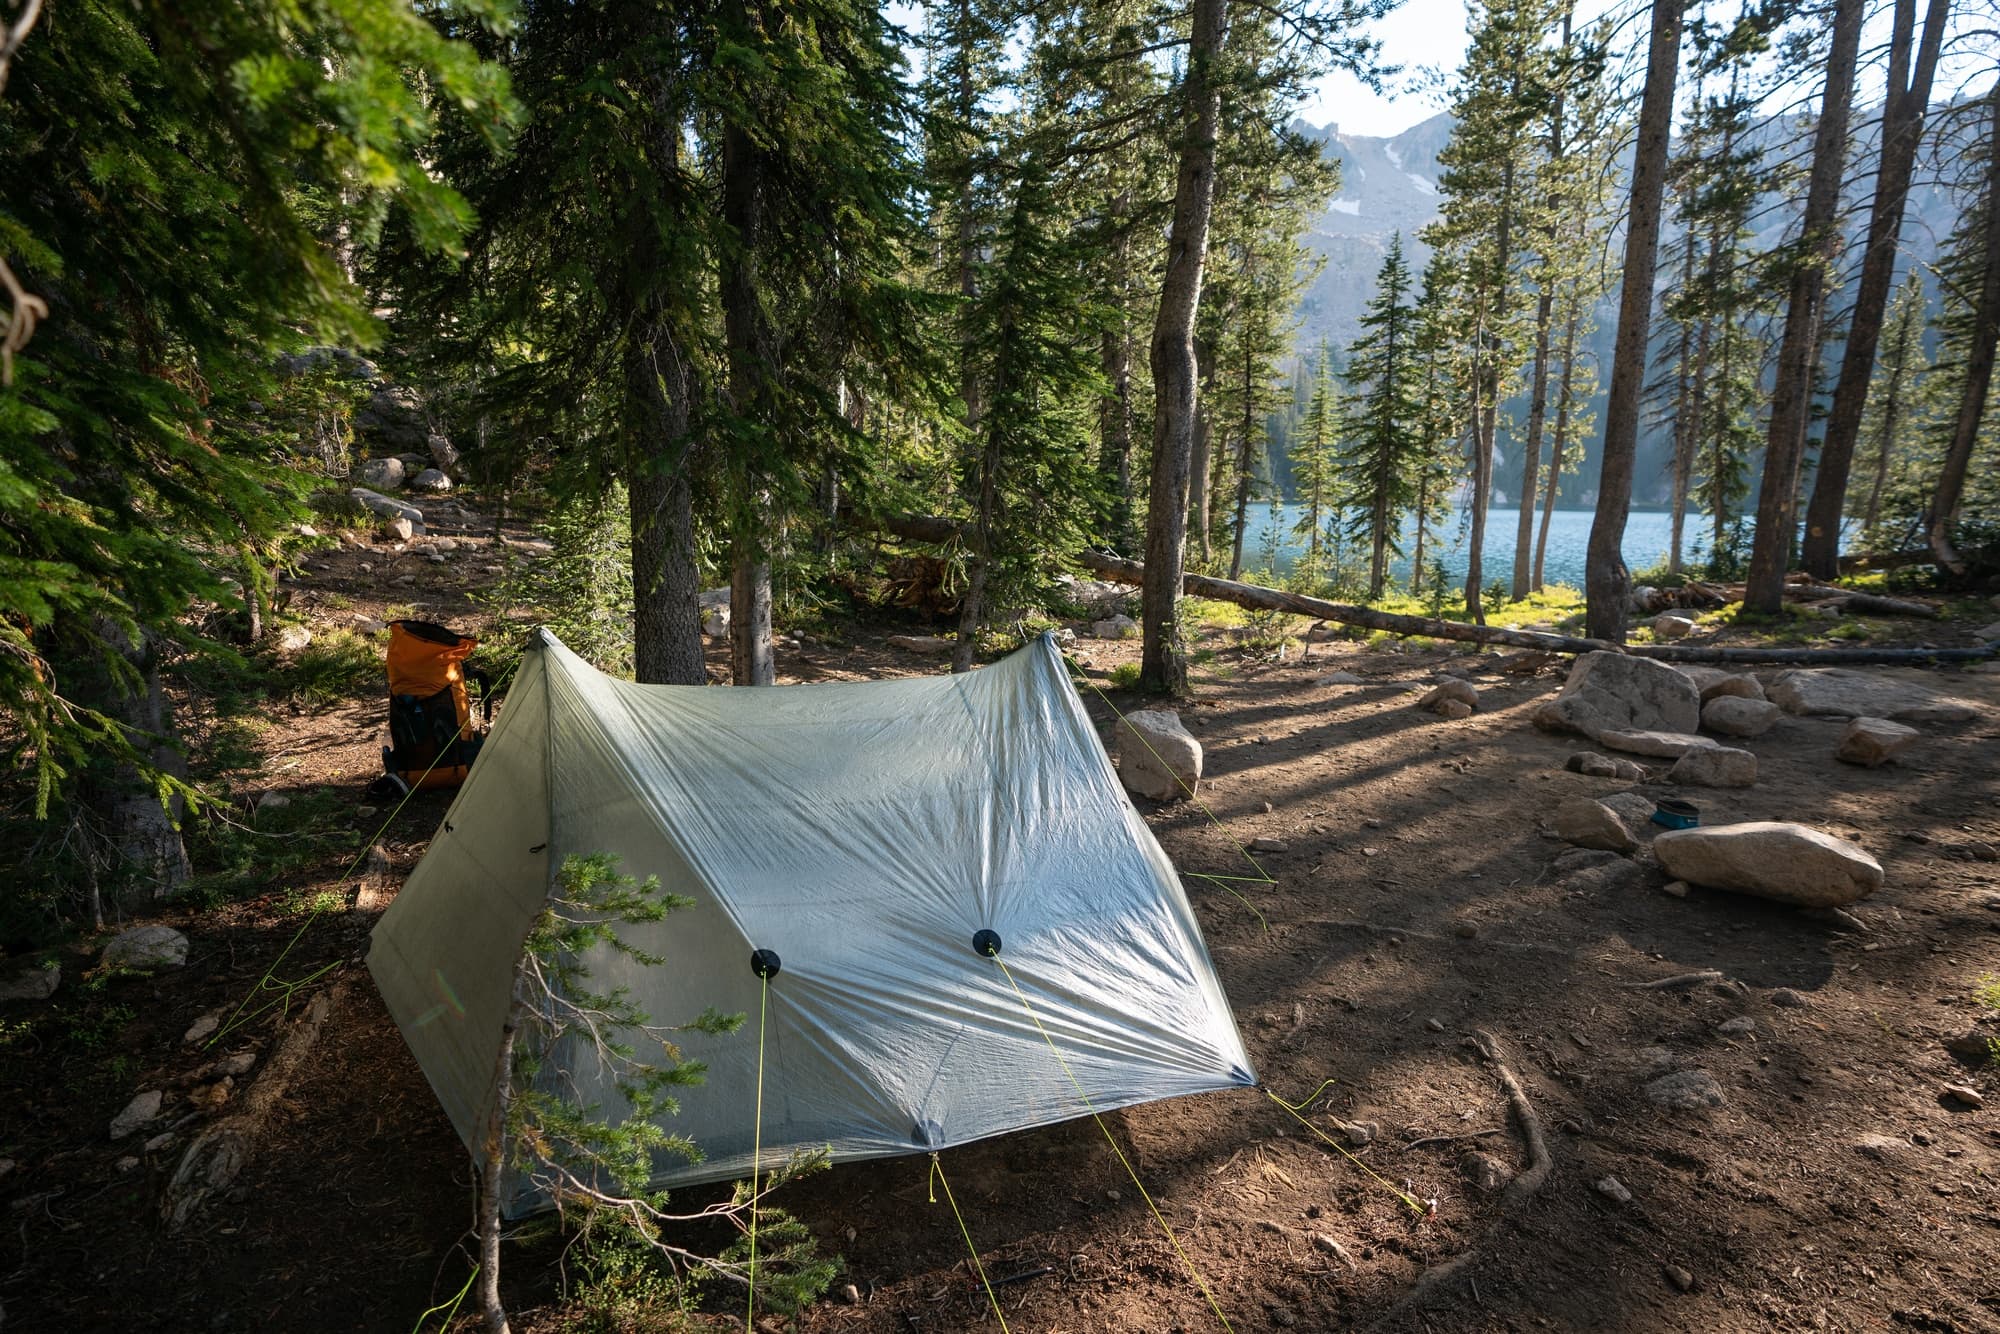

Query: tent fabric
left=368, top=629, right=1254, bottom=1213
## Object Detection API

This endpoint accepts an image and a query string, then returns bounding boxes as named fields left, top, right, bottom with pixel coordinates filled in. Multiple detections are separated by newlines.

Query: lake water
left=1236, top=503, right=1686, bottom=591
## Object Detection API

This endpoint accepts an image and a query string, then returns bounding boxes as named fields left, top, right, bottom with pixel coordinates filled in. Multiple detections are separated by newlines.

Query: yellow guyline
left=929, top=1154, right=1012, bottom=1332
left=746, top=971, right=771, bottom=1332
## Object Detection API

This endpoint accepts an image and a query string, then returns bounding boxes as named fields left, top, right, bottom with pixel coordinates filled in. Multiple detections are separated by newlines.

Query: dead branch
left=1621, top=970, right=1725, bottom=991
left=1400, top=1128, right=1506, bottom=1152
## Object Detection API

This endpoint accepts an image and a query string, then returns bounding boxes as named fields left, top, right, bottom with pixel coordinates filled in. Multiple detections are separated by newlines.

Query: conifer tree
left=1336, top=235, right=1424, bottom=599
left=1289, top=344, right=1340, bottom=584
left=1850, top=271, right=1930, bottom=544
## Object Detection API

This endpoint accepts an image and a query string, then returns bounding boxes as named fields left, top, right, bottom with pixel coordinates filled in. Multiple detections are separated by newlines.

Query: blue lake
left=1236, top=503, right=1690, bottom=591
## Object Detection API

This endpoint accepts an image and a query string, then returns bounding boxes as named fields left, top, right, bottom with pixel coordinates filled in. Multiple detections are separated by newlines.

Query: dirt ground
left=3, top=510, right=1999, bottom=1333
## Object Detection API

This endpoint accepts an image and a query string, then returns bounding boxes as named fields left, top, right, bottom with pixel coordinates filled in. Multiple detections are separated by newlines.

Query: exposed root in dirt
left=1399, top=1128, right=1506, bottom=1153
left=1367, top=1030, right=1553, bottom=1331
left=1306, top=917, right=1573, bottom=954
left=161, top=977, right=348, bottom=1232
left=1620, top=969, right=1727, bottom=990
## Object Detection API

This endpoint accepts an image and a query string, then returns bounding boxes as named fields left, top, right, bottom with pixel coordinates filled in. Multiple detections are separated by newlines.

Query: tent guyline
left=930, top=1153, right=1012, bottom=1332
left=745, top=954, right=777, bottom=1333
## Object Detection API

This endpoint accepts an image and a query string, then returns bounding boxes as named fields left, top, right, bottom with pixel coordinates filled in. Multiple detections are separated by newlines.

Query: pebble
left=1425, top=1017, right=1445, bottom=1033
left=356, top=805, right=378, bottom=818
left=1461, top=1150, right=1513, bottom=1192
left=116, top=1156, right=140, bottom=1174
left=838, top=1284, right=862, bottom=1305
left=1717, top=1017, right=1756, bottom=1037
left=1663, top=1264, right=1694, bottom=1292
left=1770, top=988, right=1809, bottom=1008
left=1646, top=1069, right=1726, bottom=1111
left=182, top=1011, right=221, bottom=1045
left=1942, top=1083, right=1985, bottom=1108
left=109, top=1090, right=163, bottom=1140
left=142, top=1132, right=175, bottom=1154
left=1313, top=1234, right=1358, bottom=1269
left=1249, top=838, right=1289, bottom=854
left=1662, top=880, right=1689, bottom=898
left=1106, top=1188, right=1121, bottom=1202
left=1594, top=1175, right=1633, bottom=1204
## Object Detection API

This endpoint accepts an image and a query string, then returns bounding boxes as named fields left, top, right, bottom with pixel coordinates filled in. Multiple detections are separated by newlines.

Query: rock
left=352, top=384, right=428, bottom=452
left=109, top=1090, right=163, bottom=1140
left=1568, top=859, right=1650, bottom=893
left=1634, top=1046, right=1676, bottom=1077
left=381, top=516, right=415, bottom=543
left=1314, top=671, right=1367, bottom=685
left=1418, top=680, right=1479, bottom=714
left=1554, top=848, right=1621, bottom=874
left=353, top=615, right=387, bottom=635
left=0, top=961, right=59, bottom=1001
left=1533, top=651, right=1702, bottom=740
left=1645, top=1069, right=1726, bottom=1111
left=102, top=925, right=189, bottom=970
left=1975, top=621, right=2000, bottom=643
left=1669, top=745, right=1757, bottom=788
left=1056, top=575, right=1131, bottom=619
left=143, top=1132, right=175, bottom=1154
left=1092, top=614, right=1139, bottom=640
left=1565, top=751, right=1648, bottom=780
left=1662, top=880, right=1689, bottom=897
left=1701, top=696, right=1780, bottom=738
left=1599, top=791, right=1660, bottom=832
left=347, top=486, right=425, bottom=534
left=1652, top=613, right=1697, bottom=640
left=1945, top=1030, right=1994, bottom=1059
left=1853, top=1133, right=1906, bottom=1161
left=216, top=1050, right=258, bottom=1077
left=1552, top=797, right=1638, bottom=853
left=425, top=430, right=459, bottom=471
left=1601, top=729, right=1718, bottom=759
left=1654, top=822, right=1883, bottom=908
left=1437, top=698, right=1474, bottom=720
left=1312, top=1234, right=1358, bottom=1269
left=410, top=468, right=452, bottom=493
left=1679, top=667, right=1765, bottom=703
left=838, top=1284, right=862, bottom=1306
left=1461, top=1151, right=1513, bottom=1192
left=1663, top=1264, right=1695, bottom=1293
left=1716, top=1017, right=1755, bottom=1036
left=1836, top=716, right=1920, bottom=768
left=1116, top=710, right=1202, bottom=801
left=1770, top=988, right=1810, bottom=1008
left=273, top=624, right=312, bottom=653
left=1594, top=1175, right=1633, bottom=1204
left=1334, top=1119, right=1377, bottom=1147
left=1766, top=668, right=1979, bottom=723
left=183, top=1010, right=222, bottom=1044
left=294, top=523, right=320, bottom=539
left=886, top=634, right=955, bottom=655
left=1942, top=1083, right=1984, bottom=1108
left=356, top=457, right=407, bottom=491
left=1248, top=838, right=1289, bottom=854
left=701, top=606, right=730, bottom=639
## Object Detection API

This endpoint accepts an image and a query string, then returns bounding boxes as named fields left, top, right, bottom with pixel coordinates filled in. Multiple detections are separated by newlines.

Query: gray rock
left=101, top=925, right=189, bottom=970
left=1461, top=1151, right=1514, bottom=1192
left=1533, top=651, right=1702, bottom=740
left=1600, top=791, right=1660, bottom=832
left=1248, top=837, right=1289, bottom=854
left=1437, top=698, right=1474, bottom=720
left=1552, top=797, right=1638, bottom=853
left=1717, top=1017, right=1755, bottom=1036
left=1418, top=679, right=1479, bottom=714
left=353, top=615, right=388, bottom=635
left=1314, top=671, right=1367, bottom=685
left=182, top=1010, right=222, bottom=1044
left=1770, top=988, right=1810, bottom=1008
left=109, top=1090, right=163, bottom=1140
left=410, top=468, right=453, bottom=493
left=273, top=624, right=312, bottom=653
left=1701, top=696, right=1781, bottom=738
left=1652, top=613, right=1697, bottom=640
left=216, top=1050, right=257, bottom=1077
left=1664, top=1264, right=1695, bottom=1292
left=143, top=1132, right=176, bottom=1154
left=1943, top=1083, right=1984, bottom=1108
left=1092, top=614, right=1139, bottom=640
left=1565, top=751, right=1648, bottom=781
left=1601, top=729, right=1719, bottom=759
left=886, top=634, right=955, bottom=655
left=1117, top=710, right=1202, bottom=801
left=1766, top=668, right=1979, bottom=723
left=1836, top=716, right=1920, bottom=768
left=1678, top=667, right=1765, bottom=703
left=1662, top=880, right=1690, bottom=897
left=1975, top=621, right=2000, bottom=643
left=1565, top=858, right=1651, bottom=893
left=1635, top=1046, right=1676, bottom=1077
left=1653, top=822, right=1883, bottom=908
left=1645, top=1069, right=1725, bottom=1111
left=1594, top=1175, right=1634, bottom=1204
left=1554, top=847, right=1621, bottom=873
left=356, top=456, right=407, bottom=491
left=1669, top=745, right=1757, bottom=788
left=1853, top=1133, right=1907, bottom=1161
left=353, top=384, right=428, bottom=452
left=0, top=961, right=59, bottom=1001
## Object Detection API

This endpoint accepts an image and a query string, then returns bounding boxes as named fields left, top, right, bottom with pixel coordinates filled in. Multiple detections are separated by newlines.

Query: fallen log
left=1787, top=585, right=1939, bottom=618
left=862, top=512, right=1999, bottom=667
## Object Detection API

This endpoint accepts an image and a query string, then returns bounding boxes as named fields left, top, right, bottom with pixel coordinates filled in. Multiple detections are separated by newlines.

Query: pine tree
left=1849, top=271, right=1930, bottom=545
left=1336, top=235, right=1424, bottom=599
left=1409, top=253, right=1469, bottom=597
left=1926, top=81, right=2000, bottom=572
left=1289, top=344, right=1340, bottom=584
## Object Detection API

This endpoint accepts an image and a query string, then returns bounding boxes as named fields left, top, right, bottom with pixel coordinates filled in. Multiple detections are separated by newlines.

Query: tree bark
left=1514, top=285, right=1553, bottom=599
left=1801, top=0, right=1950, bottom=579
left=477, top=955, right=533, bottom=1334
left=1585, top=0, right=1684, bottom=641
left=1139, top=0, right=1227, bottom=695
left=66, top=619, right=190, bottom=914
left=626, top=330, right=706, bottom=686
left=1928, top=81, right=2000, bottom=575
left=1100, top=194, right=1136, bottom=553
left=1744, top=0, right=1863, bottom=611
left=1531, top=311, right=1577, bottom=591
left=1190, top=335, right=1215, bottom=565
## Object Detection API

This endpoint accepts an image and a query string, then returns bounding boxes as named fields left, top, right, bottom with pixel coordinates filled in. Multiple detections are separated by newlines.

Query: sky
left=1294, top=0, right=1477, bottom=137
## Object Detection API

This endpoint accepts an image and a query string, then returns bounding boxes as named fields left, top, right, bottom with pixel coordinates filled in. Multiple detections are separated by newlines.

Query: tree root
left=1621, top=969, right=1725, bottom=991
left=1366, top=1031, right=1553, bottom=1331
left=1305, top=918, right=1572, bottom=955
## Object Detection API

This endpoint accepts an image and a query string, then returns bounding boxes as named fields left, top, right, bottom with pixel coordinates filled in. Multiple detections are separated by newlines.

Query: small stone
left=1913, top=1130, right=1934, bottom=1146
left=356, top=805, right=377, bottom=819
left=1770, top=988, right=1809, bottom=1008
left=1645, top=1069, right=1726, bottom=1111
left=295, top=523, right=320, bottom=538
left=1974, top=621, right=2000, bottom=643
left=257, top=791, right=291, bottom=812
left=1662, top=880, right=1690, bottom=898
left=1663, top=1265, right=1694, bottom=1292
left=357, top=457, right=407, bottom=490
left=1418, top=679, right=1479, bottom=714
left=1092, top=614, right=1139, bottom=640
left=838, top=1284, right=862, bottom=1306
left=1942, top=1083, right=1984, bottom=1108
left=1315, top=671, right=1366, bottom=685
left=1312, top=1234, right=1358, bottom=1269
left=216, top=1050, right=257, bottom=1077
left=1602, top=729, right=1719, bottom=759
left=1248, top=837, right=1290, bottom=854
left=142, top=1132, right=175, bottom=1154
left=1652, top=613, right=1697, bottom=640
left=1105, top=1188, right=1122, bottom=1202
left=1701, top=695, right=1781, bottom=738
left=1337, top=1119, right=1377, bottom=1147
left=1717, top=1017, right=1755, bottom=1036
left=1425, top=1017, right=1445, bottom=1033
left=183, top=1011, right=222, bottom=1044
left=116, top=1156, right=141, bottom=1173
left=381, top=516, right=415, bottom=542
left=1669, top=745, right=1758, bottom=788
left=101, top=925, right=189, bottom=970
left=1945, top=1031, right=1995, bottom=1059
left=1552, top=797, right=1639, bottom=853
left=1461, top=1150, right=1513, bottom=1192
left=1453, top=921, right=1478, bottom=938
left=1565, top=751, right=1648, bottom=780
left=110, top=1090, right=163, bottom=1140
left=1594, top=1175, right=1633, bottom=1204
left=1853, top=1133, right=1906, bottom=1161
left=410, top=468, right=453, bottom=492
left=1836, top=717, right=1920, bottom=768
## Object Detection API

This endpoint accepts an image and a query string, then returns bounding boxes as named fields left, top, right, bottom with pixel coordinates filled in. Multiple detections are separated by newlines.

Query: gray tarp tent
left=369, top=629, right=1253, bottom=1213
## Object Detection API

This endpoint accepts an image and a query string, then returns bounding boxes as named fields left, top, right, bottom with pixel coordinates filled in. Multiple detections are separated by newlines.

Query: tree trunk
left=1801, top=0, right=1950, bottom=579
left=1585, top=0, right=1683, bottom=641
left=1532, top=312, right=1578, bottom=592
left=1100, top=194, right=1136, bottom=553
left=626, top=328, right=707, bottom=686
left=1190, top=336, right=1214, bottom=565
left=1514, top=285, right=1553, bottom=599
left=1667, top=222, right=1700, bottom=575
left=1927, top=81, right=2000, bottom=574
left=478, top=954, right=533, bottom=1334
left=1861, top=321, right=1911, bottom=534
left=1744, top=0, right=1863, bottom=611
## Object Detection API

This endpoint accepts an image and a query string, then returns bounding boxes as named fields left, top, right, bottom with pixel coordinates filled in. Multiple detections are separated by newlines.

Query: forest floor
left=3, top=504, right=2000, bottom=1334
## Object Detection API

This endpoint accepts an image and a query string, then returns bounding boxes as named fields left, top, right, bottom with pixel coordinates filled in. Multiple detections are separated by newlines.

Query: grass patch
left=1107, top=662, right=1141, bottom=689
left=183, top=786, right=365, bottom=908
left=276, top=627, right=381, bottom=707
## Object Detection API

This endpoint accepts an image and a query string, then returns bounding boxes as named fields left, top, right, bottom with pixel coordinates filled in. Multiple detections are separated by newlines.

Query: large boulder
left=1836, top=716, right=1919, bottom=768
left=1533, top=651, right=1701, bottom=741
left=1552, top=797, right=1639, bottom=853
left=1668, top=745, right=1757, bottom=788
left=1117, top=710, right=1202, bottom=801
left=1653, top=822, right=1883, bottom=908
left=1676, top=666, right=1761, bottom=702
left=0, top=961, right=59, bottom=1002
left=1766, top=668, right=1979, bottom=723
left=353, top=384, right=429, bottom=452
left=410, top=468, right=453, bottom=493
left=1092, top=614, right=1139, bottom=640
left=356, top=456, right=407, bottom=491
left=1600, top=729, right=1718, bottom=759
left=1701, top=696, right=1781, bottom=738
left=348, top=487, right=426, bottom=535
left=102, top=925, right=189, bottom=970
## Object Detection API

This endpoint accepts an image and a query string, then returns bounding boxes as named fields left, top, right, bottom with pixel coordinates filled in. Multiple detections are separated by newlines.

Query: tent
left=368, top=628, right=1253, bottom=1214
